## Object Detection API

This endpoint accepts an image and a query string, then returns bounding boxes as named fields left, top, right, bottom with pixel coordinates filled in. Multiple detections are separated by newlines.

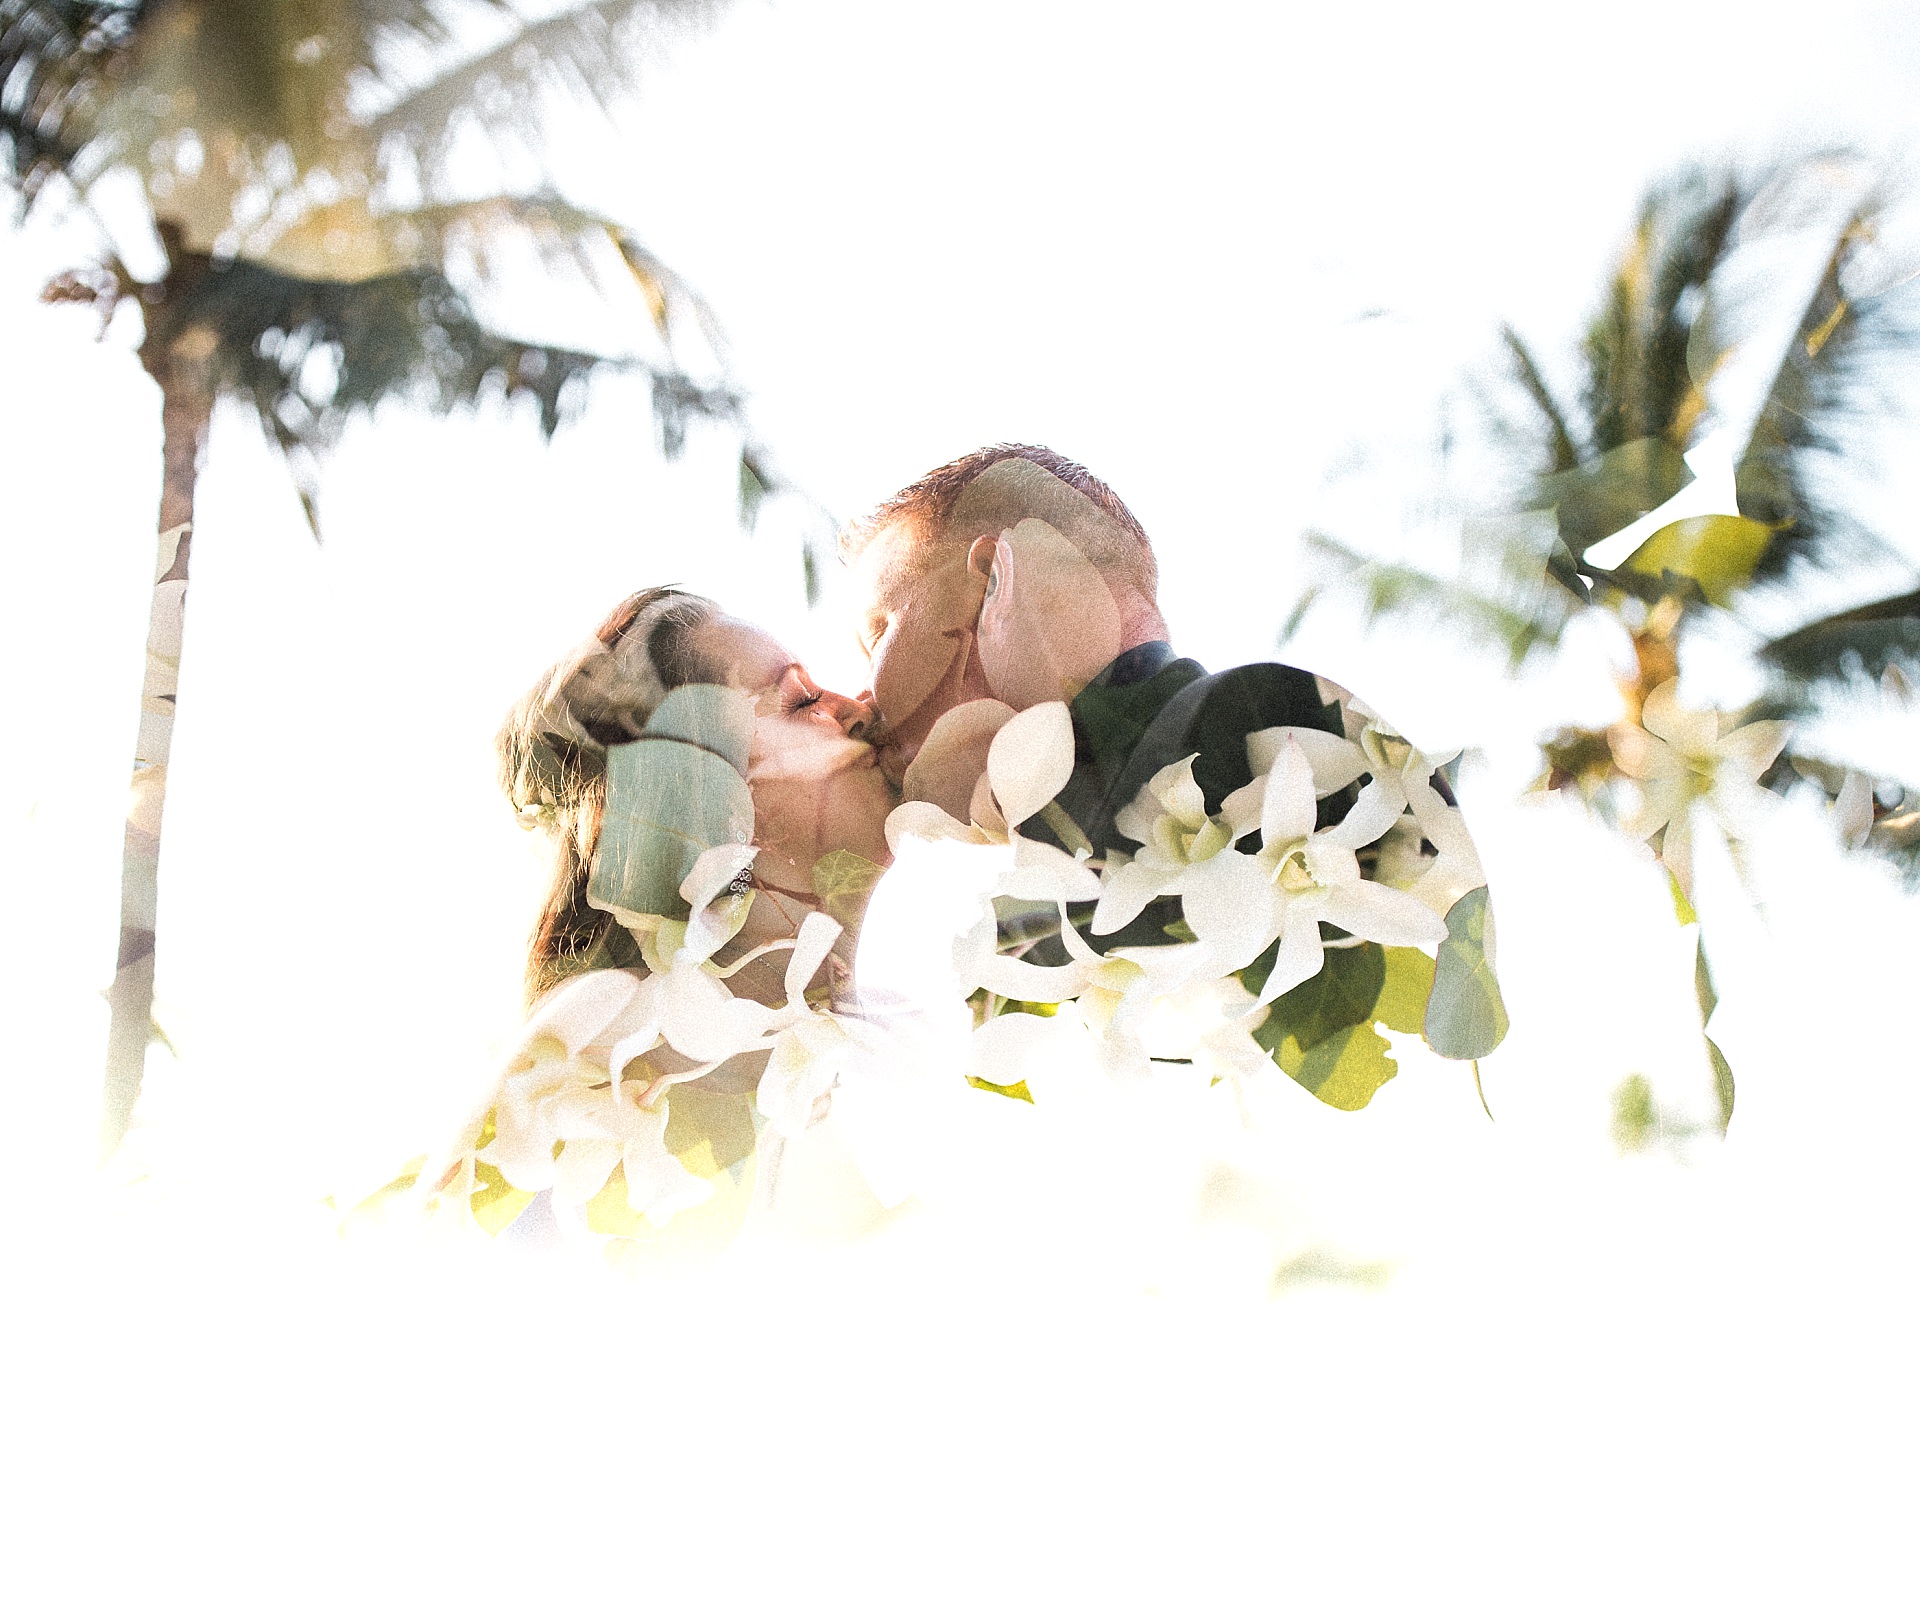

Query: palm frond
left=356, top=0, right=716, bottom=175
left=1576, top=171, right=1738, bottom=457
left=1294, top=530, right=1578, bottom=670
left=143, top=239, right=740, bottom=531
left=0, top=0, right=145, bottom=200
left=1756, top=587, right=1920, bottom=694
left=1499, top=325, right=1582, bottom=475
left=1734, top=204, right=1919, bottom=585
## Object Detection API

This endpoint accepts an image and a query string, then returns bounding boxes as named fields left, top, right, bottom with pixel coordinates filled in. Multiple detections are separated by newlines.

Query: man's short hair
left=841, top=443, right=1158, bottom=596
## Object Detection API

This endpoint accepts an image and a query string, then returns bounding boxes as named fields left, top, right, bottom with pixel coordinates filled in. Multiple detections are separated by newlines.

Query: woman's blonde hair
left=499, top=587, right=723, bottom=1002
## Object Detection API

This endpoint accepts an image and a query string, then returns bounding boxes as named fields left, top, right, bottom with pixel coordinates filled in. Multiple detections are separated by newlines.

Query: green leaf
left=1706, top=1037, right=1736, bottom=1135
left=340, top=1157, right=424, bottom=1228
left=1424, top=887, right=1510, bottom=1059
left=1539, top=437, right=1689, bottom=555
left=644, top=683, right=754, bottom=773
left=967, top=1074, right=1035, bottom=1103
left=589, top=737, right=754, bottom=924
left=1623, top=514, right=1773, bottom=605
left=1249, top=941, right=1386, bottom=1054
left=1669, top=867, right=1699, bottom=926
left=812, top=849, right=885, bottom=928
left=585, top=1162, right=646, bottom=1238
left=471, top=1159, right=535, bottom=1236
left=740, top=447, right=771, bottom=526
left=1281, top=1022, right=1400, bottom=1111
left=1038, top=800, right=1093, bottom=857
left=1376, top=946, right=1436, bottom=1034
left=1610, top=1073, right=1658, bottom=1152
left=1694, top=934, right=1734, bottom=1134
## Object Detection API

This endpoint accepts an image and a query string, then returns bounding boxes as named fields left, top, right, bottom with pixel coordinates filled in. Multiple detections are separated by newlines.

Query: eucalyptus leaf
left=1694, top=935, right=1735, bottom=1134
left=589, top=737, right=754, bottom=924
left=471, top=1158, right=536, bottom=1237
left=644, top=683, right=755, bottom=774
left=1376, top=946, right=1437, bottom=1034
left=1281, top=1022, right=1399, bottom=1111
left=1624, top=514, right=1773, bottom=605
left=1249, top=940, right=1385, bottom=1054
left=1424, top=886, right=1510, bottom=1060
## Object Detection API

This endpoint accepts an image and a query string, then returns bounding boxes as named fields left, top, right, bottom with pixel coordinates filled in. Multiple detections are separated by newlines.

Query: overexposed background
left=3, top=1, right=1917, bottom=1604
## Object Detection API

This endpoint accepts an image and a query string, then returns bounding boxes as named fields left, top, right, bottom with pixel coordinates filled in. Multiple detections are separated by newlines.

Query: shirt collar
left=1086, top=640, right=1185, bottom=689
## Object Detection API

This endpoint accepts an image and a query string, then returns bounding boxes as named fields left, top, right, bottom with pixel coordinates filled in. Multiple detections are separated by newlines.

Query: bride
left=426, top=586, right=897, bottom=1247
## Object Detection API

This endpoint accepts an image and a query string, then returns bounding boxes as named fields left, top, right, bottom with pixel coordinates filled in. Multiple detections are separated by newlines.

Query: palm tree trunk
left=101, top=320, right=215, bottom=1156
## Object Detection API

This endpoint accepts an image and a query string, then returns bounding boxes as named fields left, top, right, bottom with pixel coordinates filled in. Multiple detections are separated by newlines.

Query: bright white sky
left=3, top=0, right=1919, bottom=1601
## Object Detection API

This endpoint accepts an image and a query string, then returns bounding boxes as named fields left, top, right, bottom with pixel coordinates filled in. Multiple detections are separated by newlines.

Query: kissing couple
left=421, top=444, right=1504, bottom=1245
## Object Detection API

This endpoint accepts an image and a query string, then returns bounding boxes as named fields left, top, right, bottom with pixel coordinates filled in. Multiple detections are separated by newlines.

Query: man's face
left=850, top=521, right=992, bottom=784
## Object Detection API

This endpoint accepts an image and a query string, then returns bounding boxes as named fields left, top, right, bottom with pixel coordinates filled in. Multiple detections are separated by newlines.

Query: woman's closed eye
left=779, top=668, right=824, bottom=713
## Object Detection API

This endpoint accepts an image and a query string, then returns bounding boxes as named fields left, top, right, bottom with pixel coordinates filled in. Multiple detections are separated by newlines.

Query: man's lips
left=876, top=735, right=920, bottom=787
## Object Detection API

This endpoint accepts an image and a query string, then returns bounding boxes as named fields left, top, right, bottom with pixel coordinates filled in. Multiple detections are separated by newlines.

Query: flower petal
left=1247, top=727, right=1369, bottom=795
left=1178, top=851, right=1284, bottom=971
left=756, top=1021, right=850, bottom=1137
left=515, top=970, right=640, bottom=1061
left=1002, top=837, right=1102, bottom=903
left=606, top=1022, right=663, bottom=1094
left=1640, top=680, right=1717, bottom=754
left=1253, top=907, right=1327, bottom=1006
left=987, top=700, right=1076, bottom=829
left=1714, top=719, right=1792, bottom=782
left=1159, top=757, right=1208, bottom=830
left=1259, top=736, right=1318, bottom=847
left=783, top=910, right=844, bottom=1006
left=658, top=965, right=776, bottom=1061
left=1318, top=777, right=1406, bottom=851
left=1834, top=769, right=1875, bottom=848
left=886, top=799, right=986, bottom=852
left=1091, top=855, right=1175, bottom=935
left=681, top=840, right=757, bottom=913
left=550, top=1137, right=623, bottom=1210
left=618, top=1100, right=715, bottom=1223
left=1320, top=878, right=1450, bottom=948
left=1219, top=778, right=1266, bottom=839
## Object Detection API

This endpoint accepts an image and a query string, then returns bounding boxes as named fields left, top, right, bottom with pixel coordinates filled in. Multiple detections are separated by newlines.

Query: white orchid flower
left=1833, top=769, right=1875, bottom=850
left=1092, top=755, right=1251, bottom=935
left=952, top=884, right=1227, bottom=1090
left=1095, top=723, right=1404, bottom=937
left=1176, top=735, right=1449, bottom=1004
left=1251, top=708, right=1485, bottom=916
left=478, top=1037, right=712, bottom=1229
left=615, top=842, right=790, bottom=1067
left=885, top=700, right=1099, bottom=904
left=753, top=909, right=868, bottom=1138
left=1609, top=679, right=1792, bottom=896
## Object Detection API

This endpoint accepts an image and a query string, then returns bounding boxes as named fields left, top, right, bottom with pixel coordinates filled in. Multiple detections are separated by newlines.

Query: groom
left=843, top=444, right=1356, bottom=948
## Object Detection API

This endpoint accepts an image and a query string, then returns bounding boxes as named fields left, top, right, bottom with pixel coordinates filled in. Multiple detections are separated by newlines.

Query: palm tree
left=1300, top=157, right=1919, bottom=878
left=2, top=0, right=781, bottom=1152
left=1289, top=156, right=1920, bottom=1138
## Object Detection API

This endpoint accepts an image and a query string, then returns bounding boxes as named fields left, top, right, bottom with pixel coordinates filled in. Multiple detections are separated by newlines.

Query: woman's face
left=687, top=615, right=896, bottom=891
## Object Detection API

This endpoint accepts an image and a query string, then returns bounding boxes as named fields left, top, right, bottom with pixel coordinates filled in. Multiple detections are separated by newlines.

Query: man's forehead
left=851, top=520, right=965, bottom=612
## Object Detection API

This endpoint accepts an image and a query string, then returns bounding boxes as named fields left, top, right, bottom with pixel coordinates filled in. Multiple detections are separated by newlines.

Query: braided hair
left=498, top=587, right=723, bottom=1002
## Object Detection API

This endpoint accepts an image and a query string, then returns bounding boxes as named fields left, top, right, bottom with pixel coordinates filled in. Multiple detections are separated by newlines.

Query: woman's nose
left=819, top=687, right=876, bottom=738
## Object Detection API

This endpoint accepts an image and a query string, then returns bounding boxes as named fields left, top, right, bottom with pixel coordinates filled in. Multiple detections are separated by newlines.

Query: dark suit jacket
left=1030, top=642, right=1352, bottom=955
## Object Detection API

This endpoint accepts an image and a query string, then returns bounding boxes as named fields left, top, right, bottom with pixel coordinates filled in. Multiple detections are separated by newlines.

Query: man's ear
left=970, top=531, right=1012, bottom=642
left=966, top=533, right=1001, bottom=601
